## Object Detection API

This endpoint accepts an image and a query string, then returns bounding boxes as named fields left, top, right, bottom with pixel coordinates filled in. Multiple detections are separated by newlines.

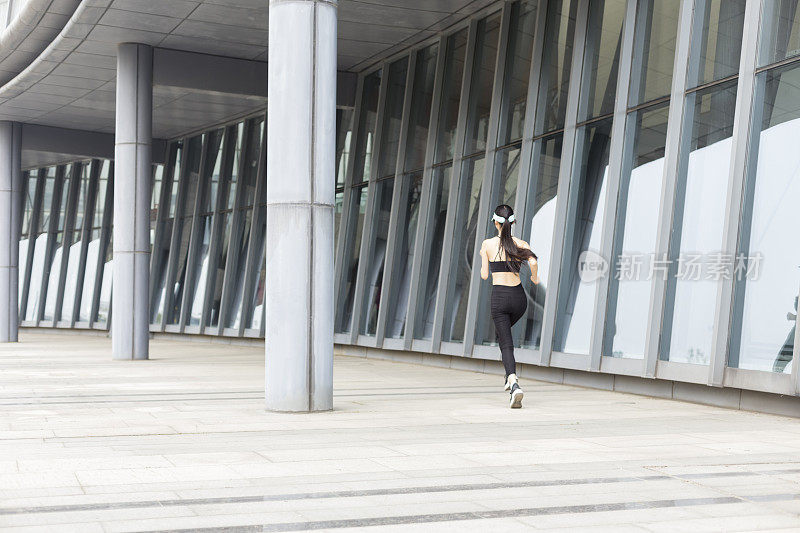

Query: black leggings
left=490, top=284, right=527, bottom=377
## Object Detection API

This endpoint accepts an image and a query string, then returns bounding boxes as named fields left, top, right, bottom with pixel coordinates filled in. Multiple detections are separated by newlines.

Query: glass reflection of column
left=729, top=1, right=800, bottom=374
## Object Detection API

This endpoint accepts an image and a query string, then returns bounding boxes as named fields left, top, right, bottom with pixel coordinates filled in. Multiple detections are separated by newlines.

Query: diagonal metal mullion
left=35, top=165, right=66, bottom=325
left=18, top=168, right=45, bottom=321
left=148, top=142, right=178, bottom=320
left=404, top=36, right=447, bottom=351
left=52, top=163, right=82, bottom=325
left=90, top=162, right=115, bottom=329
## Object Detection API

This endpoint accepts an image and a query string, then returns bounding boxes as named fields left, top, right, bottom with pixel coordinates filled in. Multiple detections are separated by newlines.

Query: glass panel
left=225, top=208, right=253, bottom=330
left=151, top=144, right=181, bottom=324
left=730, top=64, right=800, bottom=373
left=336, top=185, right=368, bottom=332
left=150, top=163, right=164, bottom=252
left=187, top=130, right=225, bottom=326
left=521, top=134, right=563, bottom=348
left=353, top=71, right=382, bottom=183
left=442, top=156, right=485, bottom=342
left=334, top=191, right=344, bottom=244
left=336, top=108, right=354, bottom=187
left=97, top=232, right=113, bottom=325
left=477, top=146, right=523, bottom=346
left=247, top=205, right=266, bottom=330
left=61, top=163, right=92, bottom=322
left=464, top=14, right=501, bottom=156
left=629, top=0, right=681, bottom=105
left=607, top=103, right=669, bottom=359
left=404, top=44, right=438, bottom=172
left=760, top=0, right=800, bottom=66
left=537, top=0, right=577, bottom=134
left=79, top=161, right=110, bottom=324
left=553, top=119, right=613, bottom=354
left=580, top=0, right=626, bottom=120
left=662, top=81, right=737, bottom=364
left=18, top=172, right=34, bottom=307
left=167, top=135, right=203, bottom=325
left=43, top=165, right=73, bottom=322
left=414, top=164, right=451, bottom=340
left=498, top=1, right=538, bottom=146
left=435, top=29, right=468, bottom=163
left=688, top=0, right=746, bottom=88
left=361, top=178, right=394, bottom=336
left=377, top=58, right=409, bottom=178
left=385, top=173, right=423, bottom=338
left=25, top=167, right=56, bottom=321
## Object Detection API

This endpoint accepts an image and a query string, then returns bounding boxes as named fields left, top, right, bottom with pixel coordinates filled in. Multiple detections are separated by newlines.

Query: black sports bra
left=489, top=260, right=521, bottom=273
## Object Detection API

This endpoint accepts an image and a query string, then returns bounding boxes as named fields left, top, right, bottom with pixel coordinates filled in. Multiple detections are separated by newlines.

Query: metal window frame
left=148, top=142, right=179, bottom=322
left=642, top=0, right=696, bottom=378
left=375, top=52, right=417, bottom=344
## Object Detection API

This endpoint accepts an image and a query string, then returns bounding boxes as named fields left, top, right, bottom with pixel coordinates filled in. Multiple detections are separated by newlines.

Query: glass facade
left=15, top=0, right=800, bottom=397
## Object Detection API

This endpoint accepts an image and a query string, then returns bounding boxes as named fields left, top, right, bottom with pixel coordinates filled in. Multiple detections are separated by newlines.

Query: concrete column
left=0, top=122, right=21, bottom=343
left=113, top=43, right=152, bottom=360
left=266, top=0, right=337, bottom=411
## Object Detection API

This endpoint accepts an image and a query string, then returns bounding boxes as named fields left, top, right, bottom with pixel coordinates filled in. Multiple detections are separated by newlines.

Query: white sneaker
left=504, top=373, right=518, bottom=391
left=509, top=382, right=523, bottom=409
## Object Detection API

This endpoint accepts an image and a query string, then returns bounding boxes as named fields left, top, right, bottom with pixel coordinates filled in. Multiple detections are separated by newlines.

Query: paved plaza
left=1, top=333, right=800, bottom=532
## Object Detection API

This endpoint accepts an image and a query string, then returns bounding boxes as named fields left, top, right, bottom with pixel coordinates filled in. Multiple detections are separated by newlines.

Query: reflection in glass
left=386, top=173, right=423, bottom=338
left=537, top=0, right=576, bottom=134
left=688, top=0, right=745, bottom=88
left=336, top=108, right=354, bottom=187
left=151, top=144, right=182, bottom=323
left=353, top=71, right=382, bottom=183
left=662, top=82, right=737, bottom=364
left=336, top=185, right=368, bottom=332
left=730, top=64, right=800, bottom=373
left=18, top=173, right=35, bottom=308
left=464, top=14, right=501, bottom=156
left=414, top=165, right=451, bottom=339
left=498, top=1, right=537, bottom=146
left=377, top=58, right=408, bottom=178
left=522, top=134, right=562, bottom=349
left=607, top=103, right=669, bottom=359
left=553, top=119, right=612, bottom=354
left=760, top=0, right=800, bottom=66
left=247, top=206, right=266, bottom=330
left=404, top=44, right=438, bottom=172
left=361, top=179, right=394, bottom=335
left=61, top=163, right=92, bottom=322
left=580, top=0, right=625, bottom=120
left=629, top=0, right=681, bottom=105
left=26, top=167, right=56, bottom=321
left=435, top=29, right=468, bottom=163
left=443, top=156, right=484, bottom=342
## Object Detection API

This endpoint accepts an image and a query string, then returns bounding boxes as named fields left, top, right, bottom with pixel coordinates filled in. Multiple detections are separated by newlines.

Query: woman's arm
left=529, top=256, right=539, bottom=284
left=480, top=240, right=490, bottom=280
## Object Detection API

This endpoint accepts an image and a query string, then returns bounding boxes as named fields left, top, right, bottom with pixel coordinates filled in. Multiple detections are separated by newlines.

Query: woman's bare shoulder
left=512, top=236, right=530, bottom=249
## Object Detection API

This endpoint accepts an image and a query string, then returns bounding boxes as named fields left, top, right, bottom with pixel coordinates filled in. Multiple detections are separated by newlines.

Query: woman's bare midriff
left=491, top=272, right=522, bottom=287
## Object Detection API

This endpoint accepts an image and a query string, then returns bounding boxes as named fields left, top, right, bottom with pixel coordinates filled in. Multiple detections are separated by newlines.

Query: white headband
left=492, top=213, right=515, bottom=224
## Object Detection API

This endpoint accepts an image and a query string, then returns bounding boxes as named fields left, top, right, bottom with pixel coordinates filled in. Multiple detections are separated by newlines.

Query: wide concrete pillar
left=0, top=122, right=21, bottom=343
left=265, top=0, right=337, bottom=411
left=113, top=43, right=152, bottom=360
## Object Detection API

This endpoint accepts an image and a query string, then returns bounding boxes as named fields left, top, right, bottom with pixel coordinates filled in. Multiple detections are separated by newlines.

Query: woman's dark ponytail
left=493, top=204, right=535, bottom=272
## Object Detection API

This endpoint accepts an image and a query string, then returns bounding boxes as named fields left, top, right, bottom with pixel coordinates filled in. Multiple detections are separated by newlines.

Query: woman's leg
left=492, top=311, right=516, bottom=377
